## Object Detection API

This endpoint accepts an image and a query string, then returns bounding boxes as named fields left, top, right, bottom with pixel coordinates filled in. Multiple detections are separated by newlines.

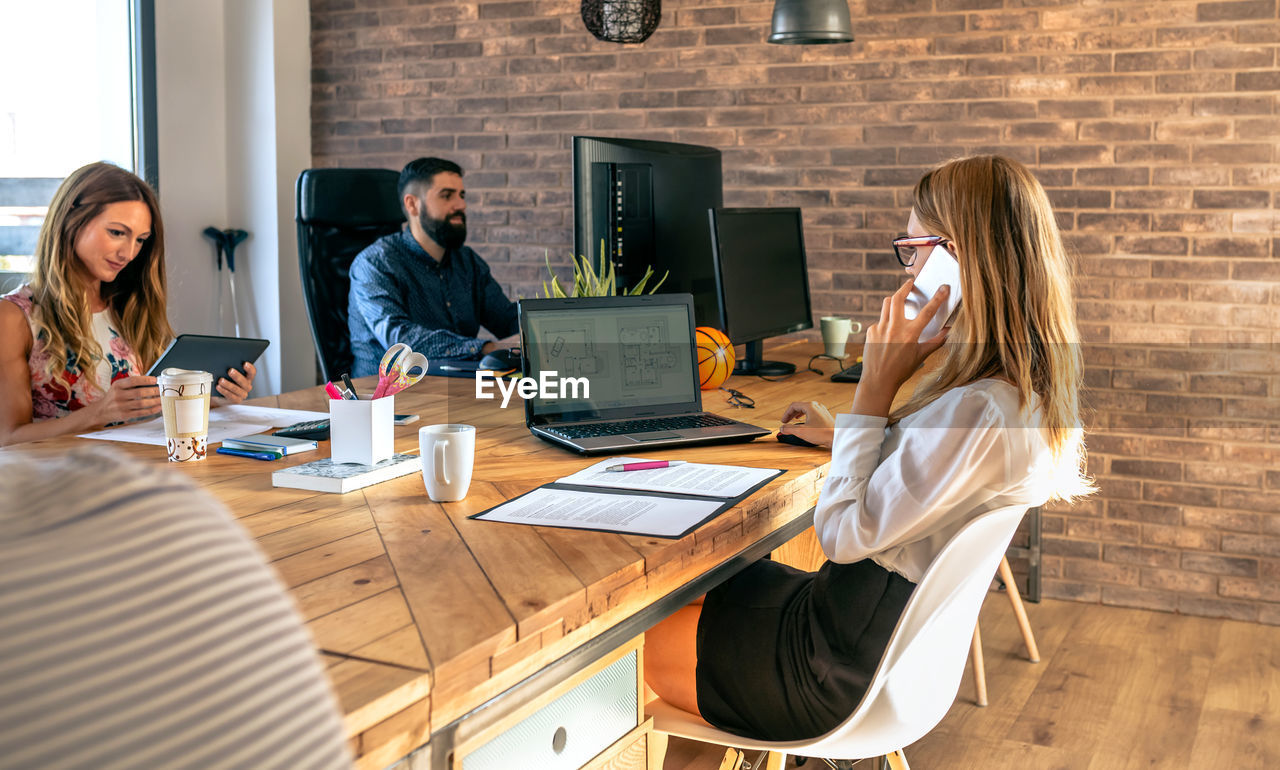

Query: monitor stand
left=732, top=340, right=796, bottom=377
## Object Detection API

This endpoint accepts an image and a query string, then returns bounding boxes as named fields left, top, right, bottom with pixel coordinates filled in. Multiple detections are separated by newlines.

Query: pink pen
left=605, top=460, right=688, bottom=472
left=324, top=381, right=345, bottom=400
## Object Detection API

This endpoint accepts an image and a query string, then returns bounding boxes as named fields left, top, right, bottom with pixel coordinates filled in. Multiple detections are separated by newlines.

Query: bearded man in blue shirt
left=348, top=157, right=520, bottom=376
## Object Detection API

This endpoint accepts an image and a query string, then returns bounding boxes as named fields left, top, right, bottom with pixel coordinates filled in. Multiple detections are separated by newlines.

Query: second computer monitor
left=572, top=136, right=723, bottom=323
left=708, top=207, right=813, bottom=376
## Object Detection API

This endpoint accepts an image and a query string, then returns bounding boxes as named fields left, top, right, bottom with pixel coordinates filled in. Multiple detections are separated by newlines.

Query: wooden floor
left=661, top=593, right=1280, bottom=769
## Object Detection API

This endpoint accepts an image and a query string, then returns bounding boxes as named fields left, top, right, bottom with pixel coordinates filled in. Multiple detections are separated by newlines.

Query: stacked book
left=272, top=453, right=420, bottom=493
left=218, top=434, right=319, bottom=461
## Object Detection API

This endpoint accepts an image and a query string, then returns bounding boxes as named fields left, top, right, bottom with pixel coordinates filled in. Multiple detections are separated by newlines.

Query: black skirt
left=695, top=558, right=915, bottom=741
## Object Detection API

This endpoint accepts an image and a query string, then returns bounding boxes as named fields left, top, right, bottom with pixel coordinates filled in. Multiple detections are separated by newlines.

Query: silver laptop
left=520, top=294, right=769, bottom=455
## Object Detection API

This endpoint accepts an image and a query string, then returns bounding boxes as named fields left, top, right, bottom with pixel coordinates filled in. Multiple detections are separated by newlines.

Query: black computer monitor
left=708, top=207, right=814, bottom=376
left=572, top=136, right=723, bottom=325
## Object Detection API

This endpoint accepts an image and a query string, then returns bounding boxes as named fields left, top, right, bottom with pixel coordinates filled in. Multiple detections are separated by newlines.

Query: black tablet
left=146, top=334, right=269, bottom=378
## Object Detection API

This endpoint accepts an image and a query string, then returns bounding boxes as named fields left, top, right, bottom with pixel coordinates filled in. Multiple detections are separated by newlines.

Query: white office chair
left=647, top=505, right=1030, bottom=769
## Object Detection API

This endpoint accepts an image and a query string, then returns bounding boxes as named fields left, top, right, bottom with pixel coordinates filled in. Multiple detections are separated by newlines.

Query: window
left=0, top=0, right=155, bottom=283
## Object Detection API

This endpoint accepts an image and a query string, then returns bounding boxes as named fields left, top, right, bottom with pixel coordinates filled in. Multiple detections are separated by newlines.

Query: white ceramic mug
left=820, top=317, right=863, bottom=358
left=419, top=424, right=476, bottom=502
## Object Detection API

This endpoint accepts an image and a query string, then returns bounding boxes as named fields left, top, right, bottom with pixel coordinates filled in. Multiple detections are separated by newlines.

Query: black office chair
left=295, top=168, right=403, bottom=384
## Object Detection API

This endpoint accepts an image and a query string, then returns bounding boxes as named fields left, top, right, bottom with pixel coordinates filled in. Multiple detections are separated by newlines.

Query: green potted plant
left=540, top=240, right=668, bottom=298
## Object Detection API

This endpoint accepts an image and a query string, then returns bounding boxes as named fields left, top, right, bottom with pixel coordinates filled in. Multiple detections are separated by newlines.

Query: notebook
left=271, top=453, right=419, bottom=493
left=519, top=294, right=769, bottom=455
left=222, top=433, right=318, bottom=456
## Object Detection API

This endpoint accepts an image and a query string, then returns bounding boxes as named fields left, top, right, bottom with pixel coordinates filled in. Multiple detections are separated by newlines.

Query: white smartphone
left=904, top=244, right=962, bottom=342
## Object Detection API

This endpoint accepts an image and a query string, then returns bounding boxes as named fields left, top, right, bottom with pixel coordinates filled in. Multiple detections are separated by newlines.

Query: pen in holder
left=330, top=394, right=394, bottom=466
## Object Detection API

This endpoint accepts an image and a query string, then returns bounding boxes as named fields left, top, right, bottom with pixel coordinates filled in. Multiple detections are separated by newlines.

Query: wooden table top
left=6, top=341, right=870, bottom=768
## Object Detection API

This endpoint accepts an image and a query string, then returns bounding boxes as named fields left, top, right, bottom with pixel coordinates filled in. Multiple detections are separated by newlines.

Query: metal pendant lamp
left=768, top=0, right=854, bottom=44
left=581, top=0, right=661, bottom=44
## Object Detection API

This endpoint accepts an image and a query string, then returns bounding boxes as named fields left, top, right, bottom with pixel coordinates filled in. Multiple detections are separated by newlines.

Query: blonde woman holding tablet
left=0, top=163, right=256, bottom=445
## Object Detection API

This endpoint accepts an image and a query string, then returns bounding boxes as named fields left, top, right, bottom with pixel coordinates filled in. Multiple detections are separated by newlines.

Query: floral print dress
left=2, top=285, right=142, bottom=420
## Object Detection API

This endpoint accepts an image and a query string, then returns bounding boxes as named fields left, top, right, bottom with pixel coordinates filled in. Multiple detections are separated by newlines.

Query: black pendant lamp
left=769, top=0, right=853, bottom=44
left=581, top=0, right=661, bottom=44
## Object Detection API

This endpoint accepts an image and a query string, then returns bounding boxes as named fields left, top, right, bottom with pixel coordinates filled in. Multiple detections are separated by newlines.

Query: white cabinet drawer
left=459, top=649, right=639, bottom=770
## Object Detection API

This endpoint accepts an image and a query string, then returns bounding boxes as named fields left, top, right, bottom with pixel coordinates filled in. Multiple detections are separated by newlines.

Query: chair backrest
left=796, top=504, right=1029, bottom=758
left=295, top=168, right=403, bottom=383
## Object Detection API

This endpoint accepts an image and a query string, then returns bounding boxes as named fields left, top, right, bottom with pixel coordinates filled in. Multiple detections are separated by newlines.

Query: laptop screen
left=521, top=296, right=700, bottom=421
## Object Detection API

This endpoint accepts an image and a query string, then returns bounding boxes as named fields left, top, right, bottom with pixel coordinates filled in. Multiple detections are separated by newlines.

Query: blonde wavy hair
left=890, top=155, right=1094, bottom=500
left=30, top=162, right=173, bottom=392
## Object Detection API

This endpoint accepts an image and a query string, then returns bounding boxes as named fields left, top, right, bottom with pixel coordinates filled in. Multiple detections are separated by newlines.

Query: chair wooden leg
left=647, top=730, right=668, bottom=770
left=884, top=749, right=911, bottom=770
left=713, top=746, right=787, bottom=770
left=719, top=747, right=745, bottom=770
left=971, top=623, right=988, bottom=707
left=998, top=556, right=1040, bottom=663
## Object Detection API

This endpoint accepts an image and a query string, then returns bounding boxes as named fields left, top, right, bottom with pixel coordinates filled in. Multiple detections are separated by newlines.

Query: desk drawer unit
left=456, top=642, right=642, bottom=770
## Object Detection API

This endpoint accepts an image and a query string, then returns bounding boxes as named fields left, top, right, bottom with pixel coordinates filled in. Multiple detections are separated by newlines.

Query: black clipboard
left=147, top=334, right=269, bottom=378
left=469, top=468, right=785, bottom=539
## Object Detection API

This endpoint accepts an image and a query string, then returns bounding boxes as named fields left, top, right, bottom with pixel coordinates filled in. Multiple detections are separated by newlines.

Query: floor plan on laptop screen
left=620, top=317, right=679, bottom=388
left=527, top=304, right=697, bottom=415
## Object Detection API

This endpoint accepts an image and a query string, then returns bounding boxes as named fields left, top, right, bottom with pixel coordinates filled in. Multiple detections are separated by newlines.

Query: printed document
left=557, top=457, right=780, bottom=498
left=475, top=486, right=723, bottom=538
left=78, top=405, right=328, bottom=446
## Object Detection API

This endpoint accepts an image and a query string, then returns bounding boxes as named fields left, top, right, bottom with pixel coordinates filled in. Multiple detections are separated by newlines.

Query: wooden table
left=7, top=341, right=865, bottom=769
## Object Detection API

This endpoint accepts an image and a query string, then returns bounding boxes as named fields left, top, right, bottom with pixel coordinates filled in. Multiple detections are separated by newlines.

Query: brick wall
left=310, top=0, right=1280, bottom=623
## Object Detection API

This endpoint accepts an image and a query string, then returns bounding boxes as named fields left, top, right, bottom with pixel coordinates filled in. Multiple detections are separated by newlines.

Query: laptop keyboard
left=547, top=413, right=737, bottom=440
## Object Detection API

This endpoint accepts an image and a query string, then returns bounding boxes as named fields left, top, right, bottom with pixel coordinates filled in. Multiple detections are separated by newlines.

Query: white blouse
left=814, top=379, right=1054, bottom=583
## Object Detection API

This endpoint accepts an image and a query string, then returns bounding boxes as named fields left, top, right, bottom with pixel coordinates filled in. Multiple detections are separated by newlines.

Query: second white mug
left=820, top=316, right=863, bottom=358
left=418, top=424, right=476, bottom=502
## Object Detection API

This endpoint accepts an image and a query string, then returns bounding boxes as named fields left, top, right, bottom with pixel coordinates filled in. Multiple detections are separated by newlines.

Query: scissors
left=372, top=343, right=428, bottom=398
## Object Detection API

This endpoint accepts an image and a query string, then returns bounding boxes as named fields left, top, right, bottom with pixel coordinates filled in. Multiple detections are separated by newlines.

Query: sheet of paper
left=475, top=486, right=722, bottom=538
left=557, top=457, right=780, bottom=499
left=78, top=405, right=329, bottom=446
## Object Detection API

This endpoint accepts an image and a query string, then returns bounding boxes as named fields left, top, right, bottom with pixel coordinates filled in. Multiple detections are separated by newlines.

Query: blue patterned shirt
left=348, top=230, right=519, bottom=376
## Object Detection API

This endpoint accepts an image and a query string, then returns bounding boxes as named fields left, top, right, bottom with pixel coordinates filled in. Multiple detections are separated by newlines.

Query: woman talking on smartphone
left=645, top=155, right=1093, bottom=741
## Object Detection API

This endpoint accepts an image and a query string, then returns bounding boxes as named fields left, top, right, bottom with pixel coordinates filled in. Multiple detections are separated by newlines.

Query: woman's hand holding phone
left=852, top=278, right=952, bottom=418
left=905, top=245, right=962, bottom=342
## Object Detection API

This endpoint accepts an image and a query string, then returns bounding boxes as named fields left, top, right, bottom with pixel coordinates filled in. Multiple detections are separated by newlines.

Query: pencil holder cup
left=329, top=394, right=394, bottom=466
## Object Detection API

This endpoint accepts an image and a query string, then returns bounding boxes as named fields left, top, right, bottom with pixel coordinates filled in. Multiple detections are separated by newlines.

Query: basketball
left=696, top=327, right=735, bottom=390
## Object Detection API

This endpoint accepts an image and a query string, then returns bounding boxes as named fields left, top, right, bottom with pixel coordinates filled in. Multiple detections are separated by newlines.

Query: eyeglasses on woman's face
left=892, top=234, right=948, bottom=268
